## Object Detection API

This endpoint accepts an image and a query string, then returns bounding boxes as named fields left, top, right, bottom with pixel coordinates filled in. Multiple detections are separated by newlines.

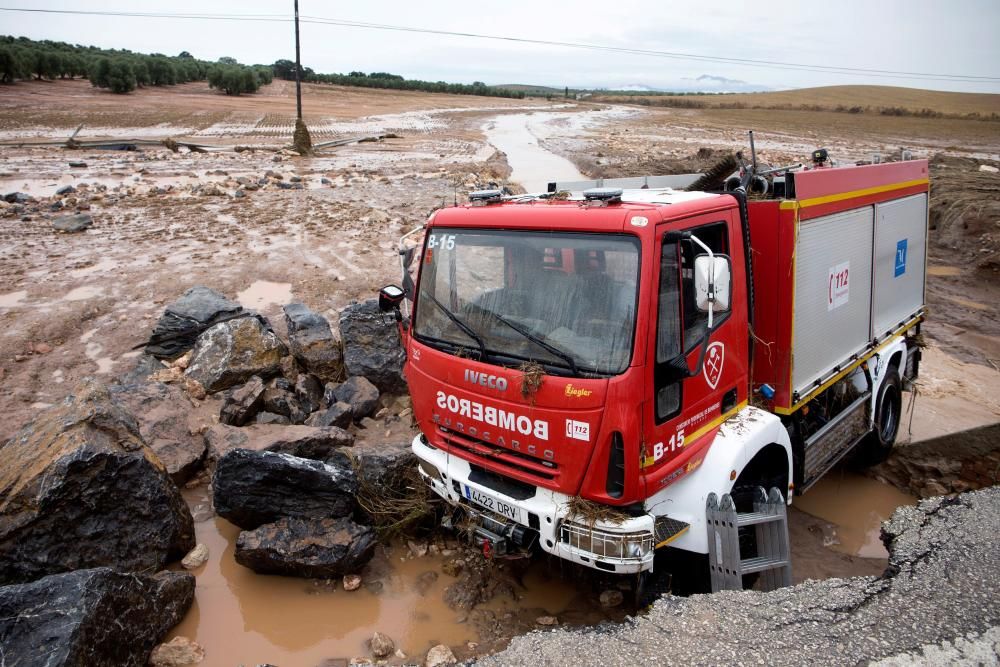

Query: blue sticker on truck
left=894, top=239, right=908, bottom=277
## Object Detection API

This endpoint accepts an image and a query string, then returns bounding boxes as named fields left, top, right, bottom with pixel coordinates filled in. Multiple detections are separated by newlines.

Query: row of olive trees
left=0, top=36, right=275, bottom=97
left=270, top=59, right=527, bottom=99
left=206, top=63, right=273, bottom=96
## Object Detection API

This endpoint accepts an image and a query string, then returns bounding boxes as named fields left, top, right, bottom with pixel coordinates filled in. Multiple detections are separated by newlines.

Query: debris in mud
left=181, top=543, right=209, bottom=570
left=149, top=636, right=205, bottom=667
left=518, top=361, right=544, bottom=402
left=565, top=495, right=629, bottom=527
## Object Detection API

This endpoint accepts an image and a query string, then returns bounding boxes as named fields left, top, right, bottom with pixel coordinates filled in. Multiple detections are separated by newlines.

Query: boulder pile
left=0, top=380, right=197, bottom=665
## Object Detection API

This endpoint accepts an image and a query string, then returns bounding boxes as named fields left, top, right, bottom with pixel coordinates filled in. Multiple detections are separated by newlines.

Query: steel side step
left=740, top=556, right=790, bottom=574
left=736, top=512, right=784, bottom=527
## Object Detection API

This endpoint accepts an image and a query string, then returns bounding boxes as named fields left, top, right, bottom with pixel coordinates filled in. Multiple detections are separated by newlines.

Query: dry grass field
left=593, top=84, right=1000, bottom=117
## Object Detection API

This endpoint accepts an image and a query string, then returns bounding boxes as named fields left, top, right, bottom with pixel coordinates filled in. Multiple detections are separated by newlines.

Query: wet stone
left=185, top=316, right=286, bottom=393
left=150, top=636, right=206, bottom=667
left=339, top=299, right=406, bottom=393
left=146, top=286, right=244, bottom=360
left=235, top=516, right=377, bottom=578
left=295, top=374, right=324, bottom=414
left=306, top=401, right=353, bottom=429
left=181, top=543, right=209, bottom=570
left=370, top=631, right=395, bottom=658
left=0, top=379, right=194, bottom=584
left=255, top=411, right=291, bottom=425
left=109, top=380, right=206, bottom=485
left=212, top=448, right=357, bottom=530
left=0, top=568, right=194, bottom=667
left=284, top=303, right=343, bottom=382
left=333, top=376, right=380, bottom=420
left=52, top=212, right=93, bottom=232
left=220, top=375, right=266, bottom=426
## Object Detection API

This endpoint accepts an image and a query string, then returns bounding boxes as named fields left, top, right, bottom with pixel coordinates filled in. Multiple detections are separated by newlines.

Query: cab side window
left=655, top=240, right=682, bottom=421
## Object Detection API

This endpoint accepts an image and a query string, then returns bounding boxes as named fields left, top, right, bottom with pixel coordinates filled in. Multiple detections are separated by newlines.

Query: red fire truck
left=379, top=147, right=928, bottom=588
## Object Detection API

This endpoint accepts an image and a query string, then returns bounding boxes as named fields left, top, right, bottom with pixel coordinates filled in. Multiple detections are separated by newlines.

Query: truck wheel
left=854, top=371, right=902, bottom=466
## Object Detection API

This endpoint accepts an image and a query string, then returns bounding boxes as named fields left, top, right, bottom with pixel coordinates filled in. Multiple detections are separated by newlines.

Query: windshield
left=413, top=228, right=640, bottom=376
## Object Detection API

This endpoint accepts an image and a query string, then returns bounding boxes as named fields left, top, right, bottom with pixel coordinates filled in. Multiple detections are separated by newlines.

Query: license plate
left=463, top=484, right=524, bottom=523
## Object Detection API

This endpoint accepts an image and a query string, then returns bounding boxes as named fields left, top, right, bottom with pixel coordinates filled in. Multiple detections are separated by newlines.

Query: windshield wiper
left=471, top=305, right=578, bottom=375
left=421, top=292, right=487, bottom=360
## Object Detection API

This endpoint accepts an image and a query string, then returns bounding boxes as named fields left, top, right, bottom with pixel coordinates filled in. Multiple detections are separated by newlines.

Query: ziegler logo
left=464, top=369, right=508, bottom=391
left=703, top=342, right=725, bottom=390
left=564, top=384, right=592, bottom=398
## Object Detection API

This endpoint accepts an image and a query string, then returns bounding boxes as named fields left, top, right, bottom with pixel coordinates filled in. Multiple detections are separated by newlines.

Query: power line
left=2, top=6, right=998, bottom=83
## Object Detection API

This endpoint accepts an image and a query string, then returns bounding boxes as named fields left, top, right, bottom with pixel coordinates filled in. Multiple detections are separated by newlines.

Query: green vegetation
left=0, top=36, right=269, bottom=96
left=270, top=59, right=526, bottom=99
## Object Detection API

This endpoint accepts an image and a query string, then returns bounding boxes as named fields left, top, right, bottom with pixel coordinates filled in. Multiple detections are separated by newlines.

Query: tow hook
left=482, top=539, right=494, bottom=560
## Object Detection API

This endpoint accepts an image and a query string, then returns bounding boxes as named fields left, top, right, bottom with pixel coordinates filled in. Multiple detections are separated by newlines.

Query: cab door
left=642, top=210, right=748, bottom=491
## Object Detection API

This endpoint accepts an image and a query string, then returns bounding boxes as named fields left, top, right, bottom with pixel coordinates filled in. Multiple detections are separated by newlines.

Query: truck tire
left=853, top=370, right=902, bottom=466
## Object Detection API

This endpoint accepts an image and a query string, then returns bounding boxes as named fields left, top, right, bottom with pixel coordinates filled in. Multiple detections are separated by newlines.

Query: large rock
left=109, top=381, right=206, bottom=484
left=235, top=516, right=376, bottom=577
left=334, top=375, right=380, bottom=420
left=295, top=374, right=324, bottom=413
left=339, top=299, right=406, bottom=393
left=146, top=286, right=244, bottom=359
left=204, top=423, right=354, bottom=463
left=185, top=316, right=287, bottom=393
left=0, top=567, right=194, bottom=667
left=306, top=401, right=353, bottom=429
left=0, top=380, right=195, bottom=584
left=284, top=302, right=343, bottom=382
left=212, top=448, right=357, bottom=529
left=52, top=212, right=93, bottom=232
left=219, top=375, right=266, bottom=426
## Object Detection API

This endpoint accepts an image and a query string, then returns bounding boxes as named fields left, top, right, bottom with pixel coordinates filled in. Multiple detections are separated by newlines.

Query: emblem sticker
left=565, top=419, right=590, bottom=442
left=703, top=341, right=725, bottom=390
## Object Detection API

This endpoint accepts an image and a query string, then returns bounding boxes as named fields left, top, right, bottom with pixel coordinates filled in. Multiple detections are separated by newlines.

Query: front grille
left=437, top=426, right=558, bottom=482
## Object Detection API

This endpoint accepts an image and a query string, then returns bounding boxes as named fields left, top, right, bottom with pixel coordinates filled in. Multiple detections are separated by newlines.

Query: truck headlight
left=559, top=520, right=653, bottom=560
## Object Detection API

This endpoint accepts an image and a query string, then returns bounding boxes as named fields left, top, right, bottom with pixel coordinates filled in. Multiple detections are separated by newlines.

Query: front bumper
left=413, top=434, right=655, bottom=574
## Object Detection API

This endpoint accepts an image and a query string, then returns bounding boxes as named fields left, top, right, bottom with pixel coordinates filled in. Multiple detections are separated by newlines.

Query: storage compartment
left=792, top=206, right=874, bottom=396
left=872, top=193, right=928, bottom=339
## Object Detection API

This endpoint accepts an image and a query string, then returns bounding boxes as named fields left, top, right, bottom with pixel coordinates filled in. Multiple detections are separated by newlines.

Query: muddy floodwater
left=169, top=469, right=918, bottom=665
left=484, top=112, right=587, bottom=192
left=794, top=471, right=917, bottom=559
left=169, top=489, right=606, bottom=665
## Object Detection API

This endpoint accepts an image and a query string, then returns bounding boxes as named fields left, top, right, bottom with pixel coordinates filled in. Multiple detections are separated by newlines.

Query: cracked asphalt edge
left=478, top=486, right=1000, bottom=667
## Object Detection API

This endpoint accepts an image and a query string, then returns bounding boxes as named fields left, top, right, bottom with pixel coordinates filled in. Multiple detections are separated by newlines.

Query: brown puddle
left=927, top=265, right=963, bottom=277
left=793, top=471, right=917, bottom=559
left=169, top=487, right=603, bottom=666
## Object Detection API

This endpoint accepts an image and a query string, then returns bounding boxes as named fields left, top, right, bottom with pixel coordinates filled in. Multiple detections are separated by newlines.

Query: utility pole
left=291, top=0, right=312, bottom=154
left=294, top=0, right=303, bottom=120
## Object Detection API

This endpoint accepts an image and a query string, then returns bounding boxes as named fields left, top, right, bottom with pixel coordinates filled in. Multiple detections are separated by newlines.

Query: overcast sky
left=3, top=1, right=999, bottom=93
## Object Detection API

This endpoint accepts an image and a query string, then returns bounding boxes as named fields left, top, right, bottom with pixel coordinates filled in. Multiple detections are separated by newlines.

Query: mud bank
left=482, top=487, right=1000, bottom=666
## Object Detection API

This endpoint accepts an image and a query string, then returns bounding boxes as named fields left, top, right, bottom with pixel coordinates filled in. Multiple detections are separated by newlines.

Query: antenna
left=748, top=130, right=759, bottom=174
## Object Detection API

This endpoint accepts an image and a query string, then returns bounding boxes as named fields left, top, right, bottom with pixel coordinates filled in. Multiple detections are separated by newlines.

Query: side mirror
left=694, top=255, right=731, bottom=314
left=378, top=284, right=405, bottom=320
